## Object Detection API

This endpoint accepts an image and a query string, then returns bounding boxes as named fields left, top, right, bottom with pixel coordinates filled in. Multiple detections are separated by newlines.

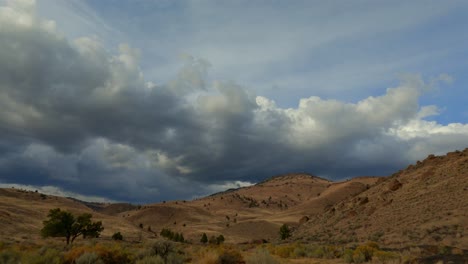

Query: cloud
left=0, top=0, right=467, bottom=202
left=0, top=183, right=118, bottom=203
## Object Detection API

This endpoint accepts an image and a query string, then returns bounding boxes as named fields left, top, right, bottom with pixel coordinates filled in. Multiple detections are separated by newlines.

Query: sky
left=0, top=0, right=467, bottom=203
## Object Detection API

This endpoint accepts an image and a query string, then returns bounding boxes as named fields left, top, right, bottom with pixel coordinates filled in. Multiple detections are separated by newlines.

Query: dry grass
left=0, top=149, right=467, bottom=251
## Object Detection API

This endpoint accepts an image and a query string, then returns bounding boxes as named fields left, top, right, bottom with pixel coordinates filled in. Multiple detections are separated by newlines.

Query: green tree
left=200, top=233, right=208, bottom=244
left=279, top=224, right=291, bottom=240
left=216, top=234, right=225, bottom=244
left=112, top=232, right=123, bottom=240
left=173, top=233, right=180, bottom=242
left=41, top=208, right=104, bottom=244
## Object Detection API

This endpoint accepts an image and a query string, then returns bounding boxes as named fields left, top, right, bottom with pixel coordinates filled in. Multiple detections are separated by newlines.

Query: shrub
left=63, top=243, right=132, bottom=264
left=0, top=250, right=20, bottom=264
left=135, top=255, right=165, bottom=264
left=292, top=246, right=306, bottom=258
left=352, top=250, right=366, bottom=264
left=322, top=245, right=343, bottom=259
left=75, top=252, right=104, bottom=264
left=216, top=235, right=225, bottom=245
left=217, top=249, right=244, bottom=264
left=25, top=246, right=63, bottom=264
left=112, top=232, right=123, bottom=241
left=342, top=242, right=380, bottom=263
left=354, top=243, right=377, bottom=262
left=138, top=240, right=184, bottom=263
left=193, top=249, right=219, bottom=264
left=148, top=240, right=175, bottom=260
left=373, top=250, right=400, bottom=263
left=343, top=249, right=354, bottom=263
left=438, top=245, right=451, bottom=255
left=307, top=246, right=325, bottom=258
left=63, top=245, right=89, bottom=263
left=166, top=253, right=185, bottom=264
left=246, top=248, right=279, bottom=264
left=272, top=245, right=295, bottom=258
left=279, top=224, right=291, bottom=240
left=201, top=233, right=208, bottom=244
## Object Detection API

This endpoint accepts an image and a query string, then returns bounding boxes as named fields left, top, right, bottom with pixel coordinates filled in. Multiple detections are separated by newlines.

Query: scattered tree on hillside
left=41, top=208, right=104, bottom=244
left=200, top=233, right=208, bottom=244
left=216, top=235, right=225, bottom=244
left=112, top=232, right=123, bottom=240
left=279, top=224, right=291, bottom=240
left=160, top=228, right=185, bottom=242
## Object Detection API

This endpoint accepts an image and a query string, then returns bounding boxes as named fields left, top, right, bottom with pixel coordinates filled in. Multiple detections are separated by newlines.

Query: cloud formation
left=0, top=0, right=467, bottom=202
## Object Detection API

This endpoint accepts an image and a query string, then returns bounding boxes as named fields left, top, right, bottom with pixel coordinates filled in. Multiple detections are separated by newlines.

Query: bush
left=201, top=233, right=208, bottom=244
left=352, top=250, right=366, bottom=264
left=343, top=249, right=354, bottom=263
left=63, top=243, right=132, bottom=264
left=279, top=224, right=291, bottom=240
left=149, top=240, right=175, bottom=260
left=272, top=245, right=295, bottom=258
left=112, top=232, right=123, bottom=241
left=135, top=255, right=165, bottom=264
left=192, top=247, right=220, bottom=264
left=306, top=246, right=325, bottom=258
left=75, top=252, right=104, bottom=264
left=216, top=235, right=225, bottom=245
left=217, top=249, right=244, bottom=264
left=373, top=250, right=400, bottom=263
left=0, top=250, right=20, bottom=264
left=246, top=248, right=279, bottom=264
left=135, top=240, right=184, bottom=264
left=166, top=253, right=185, bottom=264
left=354, top=244, right=377, bottom=262
left=292, top=246, right=306, bottom=258
left=322, top=245, right=342, bottom=259
left=341, top=243, right=382, bottom=263
left=25, top=246, right=63, bottom=264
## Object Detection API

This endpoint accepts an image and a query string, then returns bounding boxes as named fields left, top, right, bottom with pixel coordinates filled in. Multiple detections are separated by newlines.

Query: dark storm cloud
left=0, top=1, right=467, bottom=202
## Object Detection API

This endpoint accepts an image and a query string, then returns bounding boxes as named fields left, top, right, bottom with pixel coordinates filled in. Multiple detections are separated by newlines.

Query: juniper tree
left=41, top=208, right=103, bottom=244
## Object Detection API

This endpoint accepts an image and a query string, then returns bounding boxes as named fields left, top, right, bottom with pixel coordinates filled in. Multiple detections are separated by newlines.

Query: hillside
left=0, top=149, right=466, bottom=249
left=0, top=188, right=145, bottom=243
left=295, top=149, right=468, bottom=250
left=115, top=173, right=379, bottom=243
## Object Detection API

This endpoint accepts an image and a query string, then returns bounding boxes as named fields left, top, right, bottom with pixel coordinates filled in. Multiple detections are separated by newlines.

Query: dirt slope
left=295, top=149, right=468, bottom=250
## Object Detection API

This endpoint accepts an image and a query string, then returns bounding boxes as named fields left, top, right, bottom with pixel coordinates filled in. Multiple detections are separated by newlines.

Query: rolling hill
left=0, top=149, right=466, bottom=250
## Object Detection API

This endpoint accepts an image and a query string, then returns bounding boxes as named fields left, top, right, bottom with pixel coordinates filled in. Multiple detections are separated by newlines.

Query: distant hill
left=0, top=149, right=466, bottom=249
